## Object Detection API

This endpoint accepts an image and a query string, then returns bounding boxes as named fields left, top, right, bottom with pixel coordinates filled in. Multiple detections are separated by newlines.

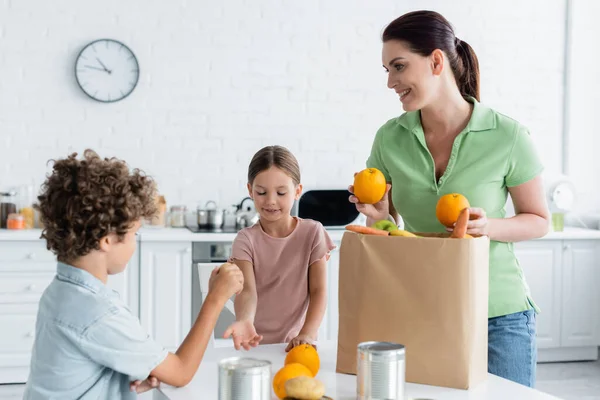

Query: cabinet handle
left=27, top=284, right=36, bottom=291
left=185, top=247, right=191, bottom=253
left=563, top=244, right=571, bottom=251
left=27, top=253, right=36, bottom=260
left=26, top=331, right=35, bottom=338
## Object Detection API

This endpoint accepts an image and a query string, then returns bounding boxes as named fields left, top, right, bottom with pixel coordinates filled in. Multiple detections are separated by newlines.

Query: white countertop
left=1, top=226, right=599, bottom=242
left=0, top=226, right=346, bottom=242
left=154, top=341, right=560, bottom=400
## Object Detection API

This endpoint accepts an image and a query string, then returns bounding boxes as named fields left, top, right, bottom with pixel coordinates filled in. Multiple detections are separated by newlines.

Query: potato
left=284, top=375, right=325, bottom=400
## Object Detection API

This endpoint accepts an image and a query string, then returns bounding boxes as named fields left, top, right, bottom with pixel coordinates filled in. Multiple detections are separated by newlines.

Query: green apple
left=371, top=219, right=398, bottom=232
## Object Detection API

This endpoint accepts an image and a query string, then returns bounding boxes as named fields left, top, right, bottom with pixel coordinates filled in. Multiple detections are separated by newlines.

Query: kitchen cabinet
left=0, top=240, right=55, bottom=384
left=139, top=241, right=192, bottom=352
left=515, top=239, right=600, bottom=362
left=514, top=241, right=563, bottom=349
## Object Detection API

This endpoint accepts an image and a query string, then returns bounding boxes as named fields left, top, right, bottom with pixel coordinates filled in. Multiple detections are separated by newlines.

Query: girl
left=224, top=145, right=336, bottom=352
left=350, top=11, right=550, bottom=387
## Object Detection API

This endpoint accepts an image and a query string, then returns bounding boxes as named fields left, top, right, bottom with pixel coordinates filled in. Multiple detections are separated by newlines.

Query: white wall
left=564, top=0, right=600, bottom=215
left=0, top=0, right=567, bottom=213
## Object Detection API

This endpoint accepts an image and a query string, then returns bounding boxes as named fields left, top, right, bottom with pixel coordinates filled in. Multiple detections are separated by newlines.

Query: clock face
left=75, top=39, right=140, bottom=103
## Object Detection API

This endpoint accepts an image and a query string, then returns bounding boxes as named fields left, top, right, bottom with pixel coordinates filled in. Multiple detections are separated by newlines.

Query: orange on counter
left=284, top=343, right=320, bottom=377
left=436, top=193, right=470, bottom=228
left=353, top=168, right=387, bottom=204
left=272, top=362, right=313, bottom=399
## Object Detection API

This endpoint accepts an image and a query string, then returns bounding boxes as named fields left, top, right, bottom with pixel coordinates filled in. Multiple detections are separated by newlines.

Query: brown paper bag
left=335, top=231, right=489, bottom=389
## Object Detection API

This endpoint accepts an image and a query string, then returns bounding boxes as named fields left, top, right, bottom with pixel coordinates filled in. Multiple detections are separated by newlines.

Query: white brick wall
left=0, top=0, right=569, bottom=213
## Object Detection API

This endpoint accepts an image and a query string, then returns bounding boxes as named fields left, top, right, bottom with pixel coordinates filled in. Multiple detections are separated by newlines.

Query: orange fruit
left=272, top=362, right=313, bottom=399
left=353, top=168, right=387, bottom=204
left=436, top=193, right=470, bottom=228
left=284, top=343, right=320, bottom=377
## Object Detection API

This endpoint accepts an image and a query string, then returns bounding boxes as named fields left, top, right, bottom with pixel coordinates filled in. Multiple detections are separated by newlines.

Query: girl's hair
left=382, top=10, right=480, bottom=102
left=247, top=145, right=301, bottom=185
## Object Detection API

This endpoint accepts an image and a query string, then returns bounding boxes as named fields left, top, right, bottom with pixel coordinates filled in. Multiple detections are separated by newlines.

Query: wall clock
left=74, top=39, right=140, bottom=103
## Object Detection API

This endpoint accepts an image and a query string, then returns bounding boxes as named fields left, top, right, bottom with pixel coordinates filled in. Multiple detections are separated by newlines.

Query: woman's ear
left=246, top=183, right=253, bottom=199
left=431, top=49, right=445, bottom=76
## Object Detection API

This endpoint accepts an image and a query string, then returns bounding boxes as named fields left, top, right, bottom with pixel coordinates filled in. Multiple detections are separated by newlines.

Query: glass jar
left=170, top=205, right=187, bottom=228
left=7, top=213, right=25, bottom=230
left=0, top=191, right=18, bottom=229
left=18, top=184, right=35, bottom=229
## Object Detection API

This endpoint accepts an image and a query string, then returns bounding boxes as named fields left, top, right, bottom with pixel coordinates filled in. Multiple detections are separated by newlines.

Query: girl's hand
left=223, top=320, right=263, bottom=351
left=348, top=177, right=392, bottom=221
left=446, top=207, right=489, bottom=236
left=285, top=332, right=317, bottom=352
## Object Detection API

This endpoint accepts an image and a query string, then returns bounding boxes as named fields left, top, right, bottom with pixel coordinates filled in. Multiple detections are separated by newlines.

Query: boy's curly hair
left=35, top=149, right=158, bottom=263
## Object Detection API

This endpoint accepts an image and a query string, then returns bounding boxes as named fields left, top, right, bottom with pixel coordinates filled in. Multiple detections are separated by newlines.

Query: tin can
left=218, top=357, right=271, bottom=400
left=357, top=341, right=406, bottom=400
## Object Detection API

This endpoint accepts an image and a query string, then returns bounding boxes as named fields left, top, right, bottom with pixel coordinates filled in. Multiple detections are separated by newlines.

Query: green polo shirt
left=366, top=97, right=543, bottom=319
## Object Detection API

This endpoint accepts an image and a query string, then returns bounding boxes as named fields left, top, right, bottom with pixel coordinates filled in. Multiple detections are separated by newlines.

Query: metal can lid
left=218, top=357, right=271, bottom=373
left=358, top=341, right=405, bottom=357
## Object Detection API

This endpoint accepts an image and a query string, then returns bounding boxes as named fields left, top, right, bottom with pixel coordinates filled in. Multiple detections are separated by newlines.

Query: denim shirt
left=24, top=263, right=168, bottom=400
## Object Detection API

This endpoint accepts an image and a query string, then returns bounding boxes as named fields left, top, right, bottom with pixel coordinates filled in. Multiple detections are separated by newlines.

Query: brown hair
left=382, top=10, right=480, bottom=101
left=247, top=145, right=301, bottom=185
left=35, top=149, right=158, bottom=263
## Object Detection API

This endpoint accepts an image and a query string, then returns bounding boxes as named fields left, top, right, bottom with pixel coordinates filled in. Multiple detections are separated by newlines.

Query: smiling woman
left=348, top=10, right=551, bottom=388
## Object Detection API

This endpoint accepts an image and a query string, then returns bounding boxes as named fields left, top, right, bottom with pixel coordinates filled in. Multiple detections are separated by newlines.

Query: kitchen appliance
left=191, top=241, right=237, bottom=345
left=357, top=341, right=406, bottom=400
left=543, top=174, right=577, bottom=231
left=233, top=197, right=259, bottom=229
left=291, top=189, right=365, bottom=228
left=197, top=200, right=227, bottom=229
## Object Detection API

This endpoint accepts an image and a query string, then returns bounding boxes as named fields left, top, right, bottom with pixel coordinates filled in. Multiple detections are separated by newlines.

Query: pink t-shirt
left=230, top=217, right=336, bottom=344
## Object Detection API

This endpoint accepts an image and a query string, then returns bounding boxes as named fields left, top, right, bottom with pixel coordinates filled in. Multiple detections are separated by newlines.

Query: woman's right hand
left=348, top=179, right=392, bottom=222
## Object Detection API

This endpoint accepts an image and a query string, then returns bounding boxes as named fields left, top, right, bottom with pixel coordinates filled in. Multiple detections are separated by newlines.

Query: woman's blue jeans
left=488, top=308, right=537, bottom=387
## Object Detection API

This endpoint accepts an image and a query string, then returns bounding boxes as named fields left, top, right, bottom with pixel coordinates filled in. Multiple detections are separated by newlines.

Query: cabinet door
left=324, top=243, right=341, bottom=342
left=514, top=240, right=562, bottom=348
left=561, top=240, right=600, bottom=347
left=106, top=245, right=140, bottom=317
left=139, top=241, right=192, bottom=352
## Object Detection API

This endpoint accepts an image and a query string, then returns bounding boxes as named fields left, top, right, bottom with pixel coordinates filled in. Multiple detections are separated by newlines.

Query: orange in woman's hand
left=436, top=193, right=470, bottom=228
left=353, top=168, right=387, bottom=204
left=284, top=343, right=320, bottom=377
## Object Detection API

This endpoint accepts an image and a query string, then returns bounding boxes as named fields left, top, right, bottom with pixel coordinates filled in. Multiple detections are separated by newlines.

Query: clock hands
left=84, top=65, right=107, bottom=72
left=95, top=57, right=112, bottom=74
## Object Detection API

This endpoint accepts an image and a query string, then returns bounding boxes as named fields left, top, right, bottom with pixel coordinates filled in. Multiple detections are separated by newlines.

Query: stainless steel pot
left=197, top=200, right=226, bottom=229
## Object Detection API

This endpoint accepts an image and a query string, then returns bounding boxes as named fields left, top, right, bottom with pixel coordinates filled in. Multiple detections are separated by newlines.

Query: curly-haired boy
left=24, top=150, right=243, bottom=399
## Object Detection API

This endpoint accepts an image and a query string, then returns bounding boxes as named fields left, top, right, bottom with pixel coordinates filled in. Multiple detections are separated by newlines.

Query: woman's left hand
left=447, top=207, right=490, bottom=236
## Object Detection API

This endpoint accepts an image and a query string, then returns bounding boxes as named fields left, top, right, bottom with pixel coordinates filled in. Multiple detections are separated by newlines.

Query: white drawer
left=0, top=314, right=37, bottom=353
left=0, top=272, right=55, bottom=304
left=0, top=241, right=56, bottom=272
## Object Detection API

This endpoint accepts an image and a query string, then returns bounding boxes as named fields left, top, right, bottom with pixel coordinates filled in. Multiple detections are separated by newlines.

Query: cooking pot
left=197, top=200, right=226, bottom=229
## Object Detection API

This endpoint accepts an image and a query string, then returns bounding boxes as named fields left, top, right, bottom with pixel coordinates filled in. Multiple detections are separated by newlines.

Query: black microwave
left=291, top=189, right=363, bottom=228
